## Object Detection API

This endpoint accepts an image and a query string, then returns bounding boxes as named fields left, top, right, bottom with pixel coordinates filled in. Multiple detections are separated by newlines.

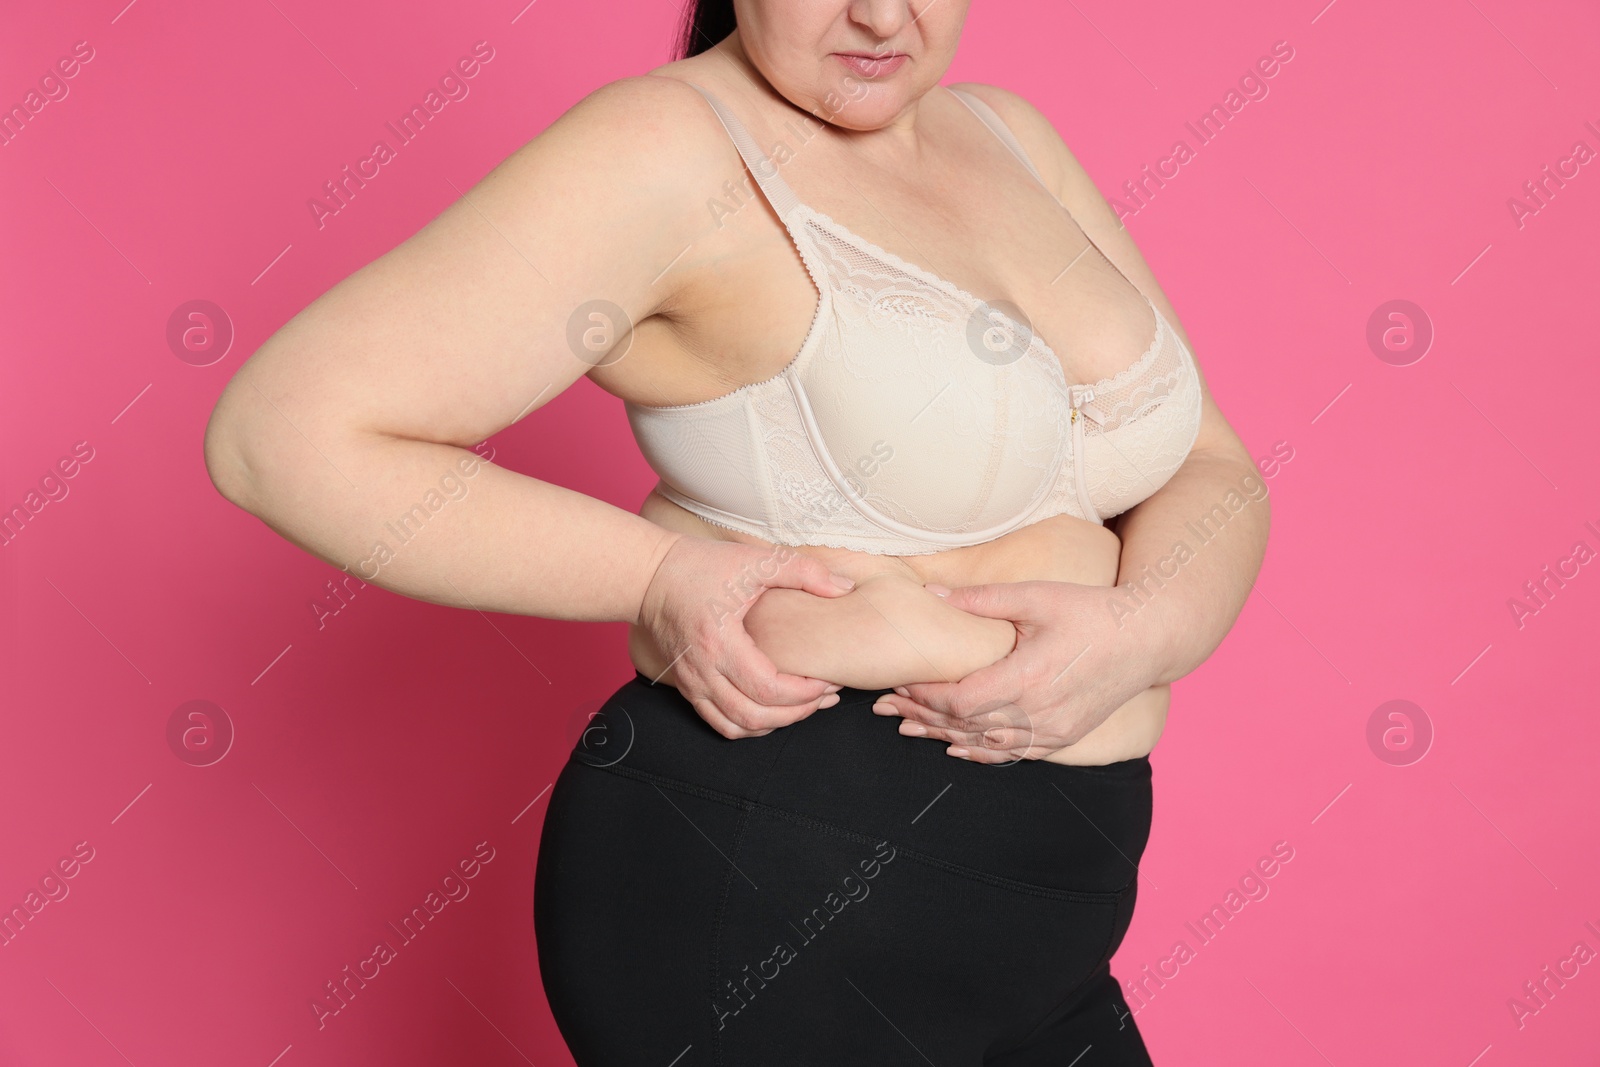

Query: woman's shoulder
left=944, top=81, right=1075, bottom=200
left=488, top=71, right=752, bottom=261
left=945, top=81, right=1133, bottom=241
left=509, top=70, right=745, bottom=203
left=540, top=72, right=735, bottom=176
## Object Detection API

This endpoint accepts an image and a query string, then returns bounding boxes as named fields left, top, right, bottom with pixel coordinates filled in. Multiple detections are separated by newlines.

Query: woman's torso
left=589, top=64, right=1181, bottom=763
left=629, top=490, right=1171, bottom=765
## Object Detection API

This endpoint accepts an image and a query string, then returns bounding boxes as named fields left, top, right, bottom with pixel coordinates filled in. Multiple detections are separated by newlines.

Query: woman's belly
left=628, top=487, right=1169, bottom=765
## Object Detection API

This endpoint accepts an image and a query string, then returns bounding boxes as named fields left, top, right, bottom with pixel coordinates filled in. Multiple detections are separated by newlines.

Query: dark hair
left=674, top=0, right=737, bottom=60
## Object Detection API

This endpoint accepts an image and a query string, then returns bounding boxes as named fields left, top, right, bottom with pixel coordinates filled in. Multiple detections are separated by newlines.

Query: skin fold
left=630, top=488, right=1170, bottom=766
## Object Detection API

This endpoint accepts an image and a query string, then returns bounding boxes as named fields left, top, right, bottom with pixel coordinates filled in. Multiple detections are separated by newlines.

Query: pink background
left=3, top=0, right=1598, bottom=1064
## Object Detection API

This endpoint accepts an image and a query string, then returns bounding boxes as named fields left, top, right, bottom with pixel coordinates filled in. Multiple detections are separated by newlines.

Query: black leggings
left=534, top=672, right=1156, bottom=1065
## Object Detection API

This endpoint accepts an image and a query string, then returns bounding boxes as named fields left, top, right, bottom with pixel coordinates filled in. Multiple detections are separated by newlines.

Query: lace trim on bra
left=800, top=204, right=1167, bottom=398
left=631, top=201, right=1173, bottom=418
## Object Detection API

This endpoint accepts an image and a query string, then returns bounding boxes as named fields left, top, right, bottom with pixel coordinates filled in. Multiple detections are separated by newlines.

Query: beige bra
left=625, top=83, right=1203, bottom=556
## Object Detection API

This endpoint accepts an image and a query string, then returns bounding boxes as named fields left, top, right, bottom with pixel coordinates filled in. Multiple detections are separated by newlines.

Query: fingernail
left=819, top=693, right=840, bottom=709
left=871, top=702, right=897, bottom=716
left=893, top=687, right=909, bottom=698
left=947, top=746, right=970, bottom=758
left=830, top=573, right=856, bottom=591
left=924, top=582, right=952, bottom=597
left=824, top=683, right=843, bottom=694
left=899, top=722, right=926, bottom=736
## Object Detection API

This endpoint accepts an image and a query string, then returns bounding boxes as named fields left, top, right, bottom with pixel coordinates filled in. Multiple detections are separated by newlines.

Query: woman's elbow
left=203, top=371, right=306, bottom=513
left=203, top=387, right=261, bottom=509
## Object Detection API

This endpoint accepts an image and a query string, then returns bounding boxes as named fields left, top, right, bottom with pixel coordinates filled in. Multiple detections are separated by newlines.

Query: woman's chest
left=601, top=158, right=1161, bottom=414
left=620, top=197, right=1204, bottom=548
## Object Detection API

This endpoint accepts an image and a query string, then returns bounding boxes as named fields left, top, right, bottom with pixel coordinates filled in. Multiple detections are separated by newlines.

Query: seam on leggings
left=709, top=719, right=795, bottom=1067
left=708, top=801, right=750, bottom=1067
left=575, top=758, right=1131, bottom=905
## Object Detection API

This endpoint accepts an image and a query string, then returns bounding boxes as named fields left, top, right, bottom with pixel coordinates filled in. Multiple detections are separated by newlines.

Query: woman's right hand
left=635, top=534, right=859, bottom=739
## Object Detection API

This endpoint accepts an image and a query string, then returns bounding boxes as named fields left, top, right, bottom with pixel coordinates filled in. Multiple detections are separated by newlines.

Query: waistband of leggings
left=565, top=672, right=1153, bottom=898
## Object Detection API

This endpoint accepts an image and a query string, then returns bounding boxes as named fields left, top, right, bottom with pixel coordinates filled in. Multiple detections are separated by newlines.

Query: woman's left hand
left=870, top=580, right=1164, bottom=763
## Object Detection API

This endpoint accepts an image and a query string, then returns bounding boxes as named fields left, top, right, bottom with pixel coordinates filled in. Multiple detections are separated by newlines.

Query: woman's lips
left=835, top=52, right=907, bottom=78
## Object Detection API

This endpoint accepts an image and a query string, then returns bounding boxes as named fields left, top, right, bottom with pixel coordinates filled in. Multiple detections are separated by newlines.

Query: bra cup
left=794, top=295, right=1072, bottom=535
left=624, top=84, right=1205, bottom=551
left=1082, top=336, right=1205, bottom=517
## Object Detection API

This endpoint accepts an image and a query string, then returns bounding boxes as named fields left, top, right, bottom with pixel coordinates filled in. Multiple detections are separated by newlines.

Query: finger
left=951, top=720, right=1043, bottom=763
left=687, top=691, right=769, bottom=740
left=670, top=656, right=779, bottom=740
left=722, top=628, right=838, bottom=709
left=933, top=581, right=1039, bottom=621
left=945, top=744, right=1029, bottom=766
left=708, top=667, right=828, bottom=735
left=872, top=692, right=972, bottom=734
left=893, top=718, right=971, bottom=746
left=883, top=681, right=979, bottom=729
left=899, top=654, right=1025, bottom=724
left=893, top=723, right=1031, bottom=765
left=766, top=551, right=858, bottom=599
left=883, top=680, right=959, bottom=719
left=897, top=713, right=1037, bottom=753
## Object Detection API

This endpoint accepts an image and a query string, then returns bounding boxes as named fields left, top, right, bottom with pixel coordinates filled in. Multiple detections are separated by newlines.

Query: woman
left=204, top=1, right=1268, bottom=1062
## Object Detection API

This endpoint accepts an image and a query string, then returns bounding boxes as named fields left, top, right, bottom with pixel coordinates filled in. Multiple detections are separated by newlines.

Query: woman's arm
left=874, top=83, right=1269, bottom=760
left=204, top=78, right=698, bottom=622
left=1030, top=77, right=1268, bottom=682
left=203, top=76, right=856, bottom=734
left=1106, top=445, right=1269, bottom=685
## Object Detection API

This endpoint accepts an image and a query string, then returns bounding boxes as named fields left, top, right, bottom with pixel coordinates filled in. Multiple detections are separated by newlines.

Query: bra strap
left=948, top=86, right=1157, bottom=312
left=947, top=87, right=1050, bottom=190
left=687, top=83, right=803, bottom=222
